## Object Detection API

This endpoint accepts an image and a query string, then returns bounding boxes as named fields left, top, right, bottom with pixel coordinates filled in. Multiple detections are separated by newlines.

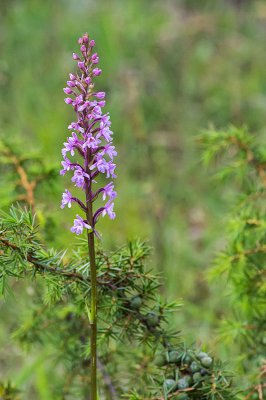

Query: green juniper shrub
left=199, top=126, right=266, bottom=400
left=0, top=206, right=236, bottom=399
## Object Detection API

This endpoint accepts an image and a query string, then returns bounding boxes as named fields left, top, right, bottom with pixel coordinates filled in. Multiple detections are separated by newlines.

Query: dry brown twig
left=2, top=145, right=37, bottom=211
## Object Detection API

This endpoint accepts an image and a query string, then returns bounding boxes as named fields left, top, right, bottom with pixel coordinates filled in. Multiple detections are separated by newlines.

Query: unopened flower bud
left=64, top=87, right=72, bottom=94
left=78, top=61, right=86, bottom=71
left=64, top=98, right=73, bottom=104
left=95, top=92, right=105, bottom=99
left=67, top=80, right=76, bottom=87
left=91, top=53, right=99, bottom=64
left=83, top=34, right=89, bottom=43
left=92, top=68, right=102, bottom=76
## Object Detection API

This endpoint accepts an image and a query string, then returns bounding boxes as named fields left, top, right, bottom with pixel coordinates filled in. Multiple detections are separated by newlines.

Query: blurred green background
left=1, top=0, right=266, bottom=395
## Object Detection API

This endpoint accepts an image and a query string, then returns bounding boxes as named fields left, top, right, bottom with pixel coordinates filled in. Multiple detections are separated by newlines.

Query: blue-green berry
left=177, top=378, right=190, bottom=390
left=169, top=350, right=181, bottom=363
left=201, top=356, right=213, bottom=368
left=129, top=295, right=142, bottom=310
left=190, top=361, right=200, bottom=373
left=154, top=353, right=166, bottom=367
left=197, top=351, right=208, bottom=360
left=164, top=379, right=176, bottom=392
left=193, top=372, right=202, bottom=383
left=146, top=312, right=159, bottom=327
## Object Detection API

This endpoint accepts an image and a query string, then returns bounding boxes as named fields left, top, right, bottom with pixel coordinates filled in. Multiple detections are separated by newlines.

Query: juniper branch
left=0, top=236, right=86, bottom=283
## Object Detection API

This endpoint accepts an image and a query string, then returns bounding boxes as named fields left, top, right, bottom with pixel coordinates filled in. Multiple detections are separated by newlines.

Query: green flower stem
left=85, top=153, right=97, bottom=400
left=87, top=225, right=97, bottom=400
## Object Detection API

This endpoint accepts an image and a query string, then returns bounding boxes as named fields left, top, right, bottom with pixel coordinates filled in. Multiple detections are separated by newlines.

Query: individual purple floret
left=71, top=215, right=91, bottom=235
left=60, top=33, right=117, bottom=235
left=102, top=201, right=116, bottom=220
left=61, top=189, right=73, bottom=208
left=101, top=182, right=117, bottom=201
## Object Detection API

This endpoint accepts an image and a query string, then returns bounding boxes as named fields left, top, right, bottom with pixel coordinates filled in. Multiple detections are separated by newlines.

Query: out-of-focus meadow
left=0, top=0, right=266, bottom=395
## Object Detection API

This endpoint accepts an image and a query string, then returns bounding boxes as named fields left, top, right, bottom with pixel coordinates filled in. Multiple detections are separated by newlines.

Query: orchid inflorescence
left=60, top=33, right=117, bottom=235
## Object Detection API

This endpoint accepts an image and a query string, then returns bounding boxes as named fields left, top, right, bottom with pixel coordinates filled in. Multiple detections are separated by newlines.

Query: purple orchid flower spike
left=60, top=33, right=117, bottom=236
left=60, top=33, right=117, bottom=399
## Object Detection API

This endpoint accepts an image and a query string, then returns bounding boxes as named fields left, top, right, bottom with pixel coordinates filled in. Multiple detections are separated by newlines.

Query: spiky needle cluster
left=60, top=33, right=117, bottom=235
